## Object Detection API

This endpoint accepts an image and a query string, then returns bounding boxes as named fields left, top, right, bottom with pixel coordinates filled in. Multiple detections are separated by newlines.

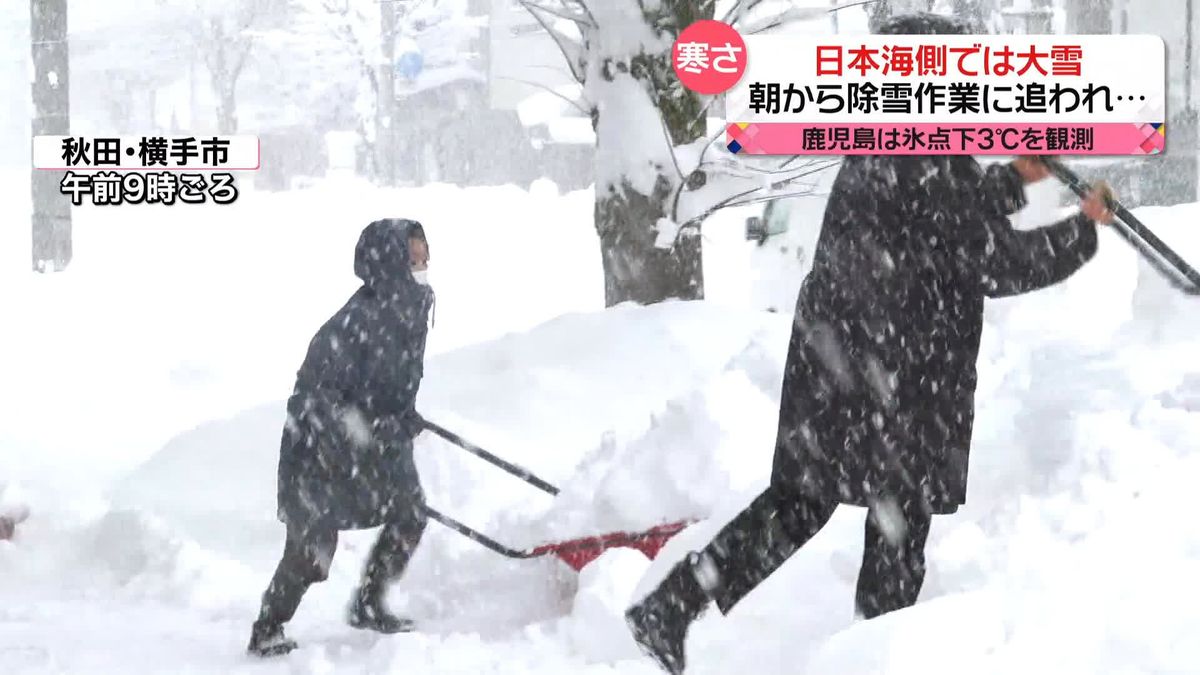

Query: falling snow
left=2, top=1, right=1200, bottom=673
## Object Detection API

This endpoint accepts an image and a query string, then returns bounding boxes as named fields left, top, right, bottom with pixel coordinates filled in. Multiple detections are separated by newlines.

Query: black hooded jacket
left=769, top=13, right=1098, bottom=514
left=773, top=155, right=1096, bottom=514
left=277, top=219, right=434, bottom=530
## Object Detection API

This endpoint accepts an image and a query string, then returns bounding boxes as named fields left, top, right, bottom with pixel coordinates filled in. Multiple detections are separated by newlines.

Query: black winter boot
left=625, top=553, right=712, bottom=674
left=347, top=587, right=416, bottom=634
left=247, top=619, right=298, bottom=657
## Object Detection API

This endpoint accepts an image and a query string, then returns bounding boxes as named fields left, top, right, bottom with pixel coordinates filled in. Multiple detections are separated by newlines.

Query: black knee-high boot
left=348, top=510, right=427, bottom=634
left=248, top=525, right=337, bottom=657
left=625, top=554, right=711, bottom=675
left=626, top=484, right=837, bottom=673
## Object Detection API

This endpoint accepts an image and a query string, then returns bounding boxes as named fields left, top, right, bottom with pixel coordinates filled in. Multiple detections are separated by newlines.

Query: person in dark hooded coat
left=248, top=218, right=435, bottom=657
left=625, top=13, right=1117, bottom=675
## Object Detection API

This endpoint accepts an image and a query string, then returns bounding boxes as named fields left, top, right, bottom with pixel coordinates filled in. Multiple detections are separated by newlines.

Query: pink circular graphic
left=672, top=20, right=747, bottom=96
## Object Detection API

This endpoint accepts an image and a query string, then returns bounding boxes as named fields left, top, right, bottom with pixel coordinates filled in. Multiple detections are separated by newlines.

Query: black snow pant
left=256, top=511, right=428, bottom=626
left=697, top=481, right=931, bottom=619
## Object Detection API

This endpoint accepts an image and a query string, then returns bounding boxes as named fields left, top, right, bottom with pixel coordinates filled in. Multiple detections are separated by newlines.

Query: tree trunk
left=203, top=18, right=242, bottom=135
left=217, top=87, right=238, bottom=134
left=1065, top=0, right=1112, bottom=33
left=376, top=1, right=397, bottom=186
left=30, top=0, right=71, bottom=273
left=588, top=0, right=714, bottom=307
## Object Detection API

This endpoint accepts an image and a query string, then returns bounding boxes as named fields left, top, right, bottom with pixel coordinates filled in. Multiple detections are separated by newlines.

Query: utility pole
left=376, top=0, right=397, bottom=187
left=1186, top=0, right=1195, bottom=107
left=30, top=0, right=71, bottom=273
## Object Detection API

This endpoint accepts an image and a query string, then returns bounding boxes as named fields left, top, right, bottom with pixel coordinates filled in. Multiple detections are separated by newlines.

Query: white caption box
left=33, top=135, right=260, bottom=170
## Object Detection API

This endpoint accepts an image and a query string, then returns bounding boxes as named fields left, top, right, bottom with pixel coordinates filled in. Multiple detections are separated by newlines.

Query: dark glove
left=372, top=411, right=422, bottom=442
left=398, top=408, right=427, bottom=438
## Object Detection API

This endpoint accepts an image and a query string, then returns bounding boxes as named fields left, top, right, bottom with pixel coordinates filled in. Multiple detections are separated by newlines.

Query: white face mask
left=411, top=269, right=430, bottom=286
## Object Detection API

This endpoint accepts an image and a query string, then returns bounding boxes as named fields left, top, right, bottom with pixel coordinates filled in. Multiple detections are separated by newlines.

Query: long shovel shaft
left=421, top=505, right=540, bottom=560
left=1040, top=157, right=1200, bottom=294
left=423, top=419, right=561, bottom=496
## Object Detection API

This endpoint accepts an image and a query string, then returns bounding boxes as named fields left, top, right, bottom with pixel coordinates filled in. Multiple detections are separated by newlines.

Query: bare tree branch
left=680, top=159, right=840, bottom=228
left=707, top=160, right=820, bottom=180
left=519, top=62, right=591, bottom=82
left=721, top=0, right=768, bottom=25
left=774, top=154, right=808, bottom=172
left=742, top=6, right=830, bottom=34
left=727, top=0, right=881, bottom=32
left=523, top=0, right=594, bottom=27
left=832, top=0, right=884, bottom=13
left=494, top=76, right=592, bottom=114
left=565, top=0, right=596, bottom=26
left=722, top=184, right=831, bottom=209
left=702, top=148, right=817, bottom=176
left=520, top=0, right=587, bottom=83
left=688, top=125, right=818, bottom=186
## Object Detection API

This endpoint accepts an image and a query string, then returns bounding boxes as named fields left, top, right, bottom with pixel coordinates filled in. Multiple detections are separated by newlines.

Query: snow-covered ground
left=2, top=172, right=1199, bottom=674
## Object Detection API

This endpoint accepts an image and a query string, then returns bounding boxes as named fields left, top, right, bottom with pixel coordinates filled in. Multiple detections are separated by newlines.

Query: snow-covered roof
left=395, top=62, right=486, bottom=98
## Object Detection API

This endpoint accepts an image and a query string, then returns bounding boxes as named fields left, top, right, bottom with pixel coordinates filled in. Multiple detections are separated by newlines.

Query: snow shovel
left=1039, top=156, right=1200, bottom=295
left=419, top=419, right=695, bottom=572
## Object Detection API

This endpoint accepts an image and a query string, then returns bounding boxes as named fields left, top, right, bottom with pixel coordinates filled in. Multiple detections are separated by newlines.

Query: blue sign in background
left=396, top=49, right=424, bottom=81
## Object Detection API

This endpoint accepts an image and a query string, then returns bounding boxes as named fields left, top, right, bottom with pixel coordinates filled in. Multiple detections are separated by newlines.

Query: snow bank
left=108, top=402, right=284, bottom=563
left=810, top=450, right=1200, bottom=675
left=562, top=548, right=650, bottom=663
left=73, top=508, right=258, bottom=612
left=526, top=354, right=782, bottom=541
left=105, top=301, right=788, bottom=552
left=416, top=301, right=789, bottom=533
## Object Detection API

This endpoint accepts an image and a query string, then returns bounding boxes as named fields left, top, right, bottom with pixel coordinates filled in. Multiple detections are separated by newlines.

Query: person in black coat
left=248, top=218, right=435, bottom=657
left=625, top=14, right=1117, bottom=674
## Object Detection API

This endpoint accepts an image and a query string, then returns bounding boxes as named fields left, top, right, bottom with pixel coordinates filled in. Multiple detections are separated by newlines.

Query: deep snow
left=2, top=172, right=1199, bottom=674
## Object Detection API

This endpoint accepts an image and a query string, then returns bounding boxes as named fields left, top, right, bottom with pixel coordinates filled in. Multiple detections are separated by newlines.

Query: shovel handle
left=422, top=419, right=561, bottom=496
left=421, top=505, right=543, bottom=560
left=1038, top=157, right=1200, bottom=294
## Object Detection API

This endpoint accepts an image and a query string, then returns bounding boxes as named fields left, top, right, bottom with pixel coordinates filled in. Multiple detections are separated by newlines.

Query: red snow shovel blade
left=529, top=520, right=694, bottom=572
left=420, top=420, right=697, bottom=571
left=423, top=507, right=696, bottom=572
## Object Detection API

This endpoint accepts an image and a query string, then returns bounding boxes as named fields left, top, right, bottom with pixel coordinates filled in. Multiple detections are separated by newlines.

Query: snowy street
left=2, top=175, right=1198, bottom=674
